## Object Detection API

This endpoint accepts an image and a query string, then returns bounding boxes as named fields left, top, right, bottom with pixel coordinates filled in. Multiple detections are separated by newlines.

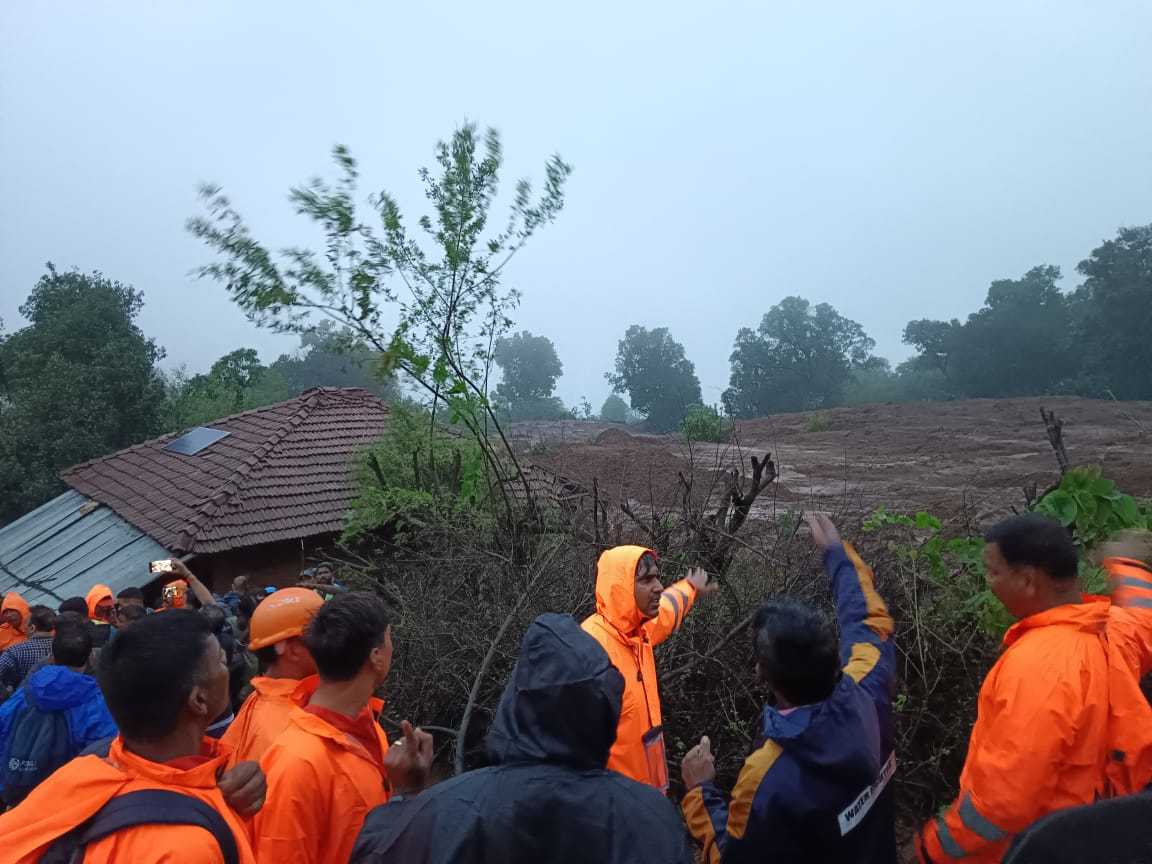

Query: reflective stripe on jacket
left=682, top=542, right=897, bottom=864
left=917, top=560, right=1152, bottom=863
left=580, top=545, right=696, bottom=786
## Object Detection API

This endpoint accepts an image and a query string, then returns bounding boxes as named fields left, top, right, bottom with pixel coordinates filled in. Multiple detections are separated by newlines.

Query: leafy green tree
left=0, top=266, right=168, bottom=522
left=493, top=330, right=562, bottom=400
left=606, top=326, right=702, bottom=433
left=723, top=297, right=874, bottom=417
left=189, top=125, right=570, bottom=505
left=599, top=394, right=628, bottom=423
left=492, top=330, right=567, bottom=420
left=903, top=266, right=1076, bottom=398
left=270, top=320, right=395, bottom=398
left=1072, top=226, right=1152, bottom=398
left=165, top=348, right=293, bottom=429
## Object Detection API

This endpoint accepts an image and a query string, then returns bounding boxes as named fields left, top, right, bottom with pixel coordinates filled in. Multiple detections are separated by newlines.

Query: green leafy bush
left=681, top=404, right=728, bottom=443
left=803, top=412, right=831, bottom=432
left=344, top=403, right=487, bottom=543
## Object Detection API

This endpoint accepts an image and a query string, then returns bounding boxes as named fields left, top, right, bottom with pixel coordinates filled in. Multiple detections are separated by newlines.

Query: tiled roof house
left=0, top=388, right=389, bottom=606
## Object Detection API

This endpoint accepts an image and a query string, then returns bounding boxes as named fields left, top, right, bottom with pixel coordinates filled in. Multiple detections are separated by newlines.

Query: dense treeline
left=3, top=223, right=1151, bottom=522
left=0, top=270, right=394, bottom=524
left=606, top=224, right=1152, bottom=423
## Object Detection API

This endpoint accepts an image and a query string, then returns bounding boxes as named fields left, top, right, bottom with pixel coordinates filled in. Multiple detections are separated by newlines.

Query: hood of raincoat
left=594, top=545, right=654, bottom=635
left=761, top=674, right=882, bottom=781
left=487, top=613, right=624, bottom=770
left=85, top=584, right=113, bottom=619
left=25, top=664, right=104, bottom=711
left=2, top=591, right=30, bottom=631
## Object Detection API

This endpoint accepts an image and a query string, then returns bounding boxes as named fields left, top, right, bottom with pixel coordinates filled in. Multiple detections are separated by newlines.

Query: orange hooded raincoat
left=917, top=560, right=1152, bottom=863
left=0, top=591, right=30, bottom=651
left=0, top=736, right=256, bottom=864
left=580, top=545, right=696, bottom=788
left=255, top=676, right=391, bottom=864
left=222, top=674, right=318, bottom=764
left=86, top=583, right=114, bottom=619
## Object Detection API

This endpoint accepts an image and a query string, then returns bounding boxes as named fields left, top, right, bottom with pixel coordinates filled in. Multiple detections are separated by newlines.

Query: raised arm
left=643, top=568, right=715, bottom=646
left=807, top=514, right=895, bottom=700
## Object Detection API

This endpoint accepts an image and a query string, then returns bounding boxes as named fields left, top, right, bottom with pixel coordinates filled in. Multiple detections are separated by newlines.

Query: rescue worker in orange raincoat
left=0, top=591, right=30, bottom=652
left=158, top=579, right=189, bottom=610
left=581, top=546, right=716, bottom=788
left=86, top=583, right=115, bottom=649
left=914, top=515, right=1152, bottom=863
left=0, top=609, right=266, bottom=863
left=221, top=587, right=323, bottom=763
left=255, top=592, right=433, bottom=864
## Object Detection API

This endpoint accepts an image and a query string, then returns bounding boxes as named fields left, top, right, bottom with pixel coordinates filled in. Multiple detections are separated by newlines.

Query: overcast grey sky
left=3, top=1, right=1151, bottom=408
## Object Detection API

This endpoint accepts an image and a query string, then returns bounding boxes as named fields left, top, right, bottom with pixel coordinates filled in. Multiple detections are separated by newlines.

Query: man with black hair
left=0, top=604, right=55, bottom=691
left=680, top=513, right=897, bottom=863
left=58, top=596, right=90, bottom=617
left=914, top=514, right=1152, bottom=863
left=0, top=609, right=262, bottom=863
left=0, top=619, right=116, bottom=806
left=115, top=604, right=148, bottom=629
left=255, top=591, right=427, bottom=864
left=116, top=586, right=146, bottom=609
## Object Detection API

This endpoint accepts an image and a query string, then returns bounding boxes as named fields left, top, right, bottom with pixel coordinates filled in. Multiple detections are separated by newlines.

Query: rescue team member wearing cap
left=0, top=591, right=30, bottom=651
left=915, top=516, right=1152, bottom=863
left=0, top=610, right=265, bottom=863
left=680, top=514, right=897, bottom=864
left=580, top=547, right=716, bottom=789
left=255, top=592, right=431, bottom=864
left=222, top=588, right=324, bottom=763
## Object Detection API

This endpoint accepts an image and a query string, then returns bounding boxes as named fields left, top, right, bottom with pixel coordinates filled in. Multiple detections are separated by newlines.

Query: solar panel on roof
left=163, top=427, right=230, bottom=455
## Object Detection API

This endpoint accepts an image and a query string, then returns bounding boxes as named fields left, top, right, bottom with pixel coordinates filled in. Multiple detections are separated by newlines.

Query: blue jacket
left=0, top=665, right=118, bottom=792
left=683, top=543, right=897, bottom=864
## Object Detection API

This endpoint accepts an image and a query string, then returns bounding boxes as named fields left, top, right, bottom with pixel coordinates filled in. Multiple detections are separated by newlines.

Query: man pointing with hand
left=581, top=546, right=717, bottom=790
left=680, top=514, right=898, bottom=863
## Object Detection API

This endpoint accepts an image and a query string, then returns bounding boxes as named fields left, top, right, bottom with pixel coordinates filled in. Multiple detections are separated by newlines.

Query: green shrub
left=681, top=404, right=728, bottom=443
left=803, top=412, right=831, bottom=432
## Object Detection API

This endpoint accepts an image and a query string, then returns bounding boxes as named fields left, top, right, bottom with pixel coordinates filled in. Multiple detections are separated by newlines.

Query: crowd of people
left=0, top=512, right=1148, bottom=863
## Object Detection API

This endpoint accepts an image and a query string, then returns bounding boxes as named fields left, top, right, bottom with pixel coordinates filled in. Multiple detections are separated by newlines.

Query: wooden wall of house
left=142, top=533, right=341, bottom=599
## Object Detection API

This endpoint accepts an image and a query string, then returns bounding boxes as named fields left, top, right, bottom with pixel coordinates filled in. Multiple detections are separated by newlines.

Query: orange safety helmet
left=249, top=587, right=324, bottom=651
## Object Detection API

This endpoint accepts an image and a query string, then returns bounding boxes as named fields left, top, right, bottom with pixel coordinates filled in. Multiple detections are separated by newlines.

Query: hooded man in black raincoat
left=351, top=612, right=693, bottom=864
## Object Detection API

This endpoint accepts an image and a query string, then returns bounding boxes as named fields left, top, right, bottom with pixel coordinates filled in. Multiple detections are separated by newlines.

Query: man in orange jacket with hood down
left=222, top=587, right=323, bottom=763
left=915, top=515, right=1152, bottom=863
left=581, top=546, right=716, bottom=789
left=0, top=591, right=30, bottom=652
left=0, top=608, right=265, bottom=863
left=256, top=591, right=431, bottom=864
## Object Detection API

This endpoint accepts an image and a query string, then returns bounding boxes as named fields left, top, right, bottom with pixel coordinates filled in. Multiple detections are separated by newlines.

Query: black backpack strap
left=42, top=789, right=240, bottom=864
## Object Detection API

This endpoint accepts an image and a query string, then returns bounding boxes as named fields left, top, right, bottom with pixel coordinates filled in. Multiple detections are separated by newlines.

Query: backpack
left=2, top=682, right=73, bottom=808
left=39, top=788, right=239, bottom=864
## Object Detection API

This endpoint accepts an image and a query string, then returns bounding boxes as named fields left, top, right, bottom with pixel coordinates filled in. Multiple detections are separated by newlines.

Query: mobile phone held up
left=150, top=559, right=176, bottom=574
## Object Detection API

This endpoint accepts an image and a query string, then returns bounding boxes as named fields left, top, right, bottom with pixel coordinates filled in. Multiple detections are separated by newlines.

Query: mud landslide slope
left=512, top=397, right=1152, bottom=524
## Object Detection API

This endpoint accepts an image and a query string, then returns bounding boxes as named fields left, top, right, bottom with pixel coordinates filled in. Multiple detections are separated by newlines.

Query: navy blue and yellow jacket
left=682, top=543, right=897, bottom=864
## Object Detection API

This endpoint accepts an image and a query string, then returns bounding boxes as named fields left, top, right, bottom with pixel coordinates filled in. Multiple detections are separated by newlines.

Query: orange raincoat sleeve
left=1105, top=557, right=1152, bottom=674
left=917, top=644, right=1093, bottom=863
left=642, top=578, right=697, bottom=646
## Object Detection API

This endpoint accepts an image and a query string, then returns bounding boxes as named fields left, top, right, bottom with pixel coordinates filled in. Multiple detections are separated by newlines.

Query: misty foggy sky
left=3, top=1, right=1151, bottom=409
